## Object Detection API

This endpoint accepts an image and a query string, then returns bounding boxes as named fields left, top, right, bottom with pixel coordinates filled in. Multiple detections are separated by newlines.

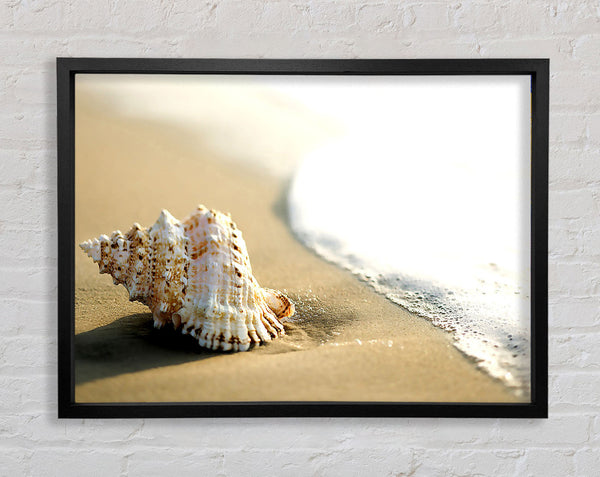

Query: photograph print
left=59, top=59, right=548, bottom=417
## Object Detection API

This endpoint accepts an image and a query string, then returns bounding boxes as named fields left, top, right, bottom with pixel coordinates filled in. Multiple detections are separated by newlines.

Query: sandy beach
left=74, top=76, right=523, bottom=403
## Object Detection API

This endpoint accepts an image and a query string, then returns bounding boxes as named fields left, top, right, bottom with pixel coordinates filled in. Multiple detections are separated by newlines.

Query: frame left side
left=57, top=58, right=76, bottom=417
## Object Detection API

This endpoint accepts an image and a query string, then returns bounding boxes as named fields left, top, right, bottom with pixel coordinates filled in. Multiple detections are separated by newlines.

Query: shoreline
left=74, top=79, right=524, bottom=403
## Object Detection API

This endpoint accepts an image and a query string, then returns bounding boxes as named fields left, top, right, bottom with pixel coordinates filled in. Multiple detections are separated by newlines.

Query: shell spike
left=155, top=209, right=178, bottom=228
left=79, top=238, right=101, bottom=262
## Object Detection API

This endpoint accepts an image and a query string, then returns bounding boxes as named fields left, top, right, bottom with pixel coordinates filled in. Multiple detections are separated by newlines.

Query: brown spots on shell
left=228, top=336, right=241, bottom=345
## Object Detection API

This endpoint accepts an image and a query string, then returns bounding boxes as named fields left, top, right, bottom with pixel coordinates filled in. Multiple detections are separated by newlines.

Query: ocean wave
left=288, top=139, right=531, bottom=396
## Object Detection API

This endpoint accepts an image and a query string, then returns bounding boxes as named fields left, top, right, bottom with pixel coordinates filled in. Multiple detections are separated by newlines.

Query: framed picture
left=57, top=58, right=548, bottom=418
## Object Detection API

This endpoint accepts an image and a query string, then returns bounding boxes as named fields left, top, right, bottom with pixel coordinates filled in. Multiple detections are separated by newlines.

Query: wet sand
left=74, top=76, right=522, bottom=403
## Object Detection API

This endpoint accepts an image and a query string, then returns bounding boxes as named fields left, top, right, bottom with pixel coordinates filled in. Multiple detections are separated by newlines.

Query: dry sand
left=74, top=77, right=522, bottom=403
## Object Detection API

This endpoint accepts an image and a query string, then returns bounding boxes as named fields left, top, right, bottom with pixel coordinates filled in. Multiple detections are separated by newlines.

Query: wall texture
left=1, top=1, right=598, bottom=475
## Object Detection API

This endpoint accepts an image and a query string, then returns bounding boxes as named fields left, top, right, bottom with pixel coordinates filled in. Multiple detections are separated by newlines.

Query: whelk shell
left=80, top=205, right=295, bottom=351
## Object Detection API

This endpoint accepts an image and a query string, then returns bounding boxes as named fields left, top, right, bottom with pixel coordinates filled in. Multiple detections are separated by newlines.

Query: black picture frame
left=57, top=58, right=548, bottom=419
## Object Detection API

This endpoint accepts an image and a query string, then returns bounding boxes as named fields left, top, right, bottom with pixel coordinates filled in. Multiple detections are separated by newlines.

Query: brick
left=30, top=450, right=122, bottom=477
left=549, top=297, right=600, bottom=327
left=548, top=226, right=583, bottom=257
left=549, top=189, right=598, bottom=220
left=409, top=4, right=453, bottom=31
left=0, top=188, right=56, bottom=228
left=221, top=448, right=414, bottom=476
left=573, top=34, right=600, bottom=66
left=215, top=1, right=337, bottom=34
left=64, top=0, right=113, bottom=30
left=546, top=1, right=600, bottom=34
left=493, top=415, right=589, bottom=445
left=311, top=447, right=414, bottom=476
left=581, top=227, right=600, bottom=256
left=139, top=419, right=343, bottom=450
left=575, top=448, right=600, bottom=476
left=498, top=2, right=554, bottom=35
left=0, top=1, right=14, bottom=27
left=395, top=38, right=482, bottom=57
left=408, top=419, right=499, bottom=446
left=177, top=31, right=309, bottom=58
left=0, top=377, right=47, bottom=413
left=521, top=449, right=576, bottom=477
left=0, top=110, right=47, bottom=146
left=0, top=38, right=68, bottom=67
left=552, top=71, right=600, bottom=106
left=0, top=266, right=56, bottom=301
left=0, top=335, right=56, bottom=372
left=13, top=69, right=54, bottom=105
left=550, top=332, right=600, bottom=369
left=548, top=261, right=600, bottom=298
left=127, top=448, right=222, bottom=477
left=163, top=2, right=218, bottom=31
left=0, top=299, right=55, bottom=335
left=257, top=2, right=297, bottom=33
left=413, top=448, right=522, bottom=477
left=0, top=449, right=32, bottom=477
left=592, top=416, right=600, bottom=445
left=223, top=449, right=318, bottom=475
left=65, top=37, right=178, bottom=58
left=550, top=113, right=587, bottom=143
left=106, top=0, right=164, bottom=32
left=63, top=420, right=146, bottom=445
left=0, top=229, right=54, bottom=260
left=308, top=2, right=357, bottom=33
left=550, top=146, right=600, bottom=185
left=587, top=114, right=600, bottom=144
left=551, top=373, right=600, bottom=408
left=12, top=0, right=66, bottom=31
left=0, top=151, right=34, bottom=186
left=453, top=2, right=501, bottom=33
left=356, top=4, right=402, bottom=33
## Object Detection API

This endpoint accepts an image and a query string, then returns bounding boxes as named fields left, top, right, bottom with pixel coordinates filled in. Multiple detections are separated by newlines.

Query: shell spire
left=80, top=205, right=295, bottom=352
left=80, top=237, right=102, bottom=262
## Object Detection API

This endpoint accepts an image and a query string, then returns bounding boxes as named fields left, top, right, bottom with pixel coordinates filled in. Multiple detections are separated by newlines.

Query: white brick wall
left=0, top=1, right=598, bottom=475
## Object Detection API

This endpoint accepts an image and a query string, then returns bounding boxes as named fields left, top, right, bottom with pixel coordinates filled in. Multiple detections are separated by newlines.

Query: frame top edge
left=56, top=57, right=549, bottom=75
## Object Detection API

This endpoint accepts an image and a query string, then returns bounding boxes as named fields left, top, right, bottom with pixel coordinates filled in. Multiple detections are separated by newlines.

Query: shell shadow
left=75, top=296, right=359, bottom=385
left=75, top=312, right=220, bottom=385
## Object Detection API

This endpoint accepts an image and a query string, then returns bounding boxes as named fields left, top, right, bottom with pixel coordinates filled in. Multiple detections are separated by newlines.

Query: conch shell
left=80, top=205, right=294, bottom=351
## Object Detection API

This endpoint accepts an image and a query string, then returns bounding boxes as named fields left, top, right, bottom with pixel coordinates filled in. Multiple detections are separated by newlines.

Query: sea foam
left=288, top=132, right=531, bottom=396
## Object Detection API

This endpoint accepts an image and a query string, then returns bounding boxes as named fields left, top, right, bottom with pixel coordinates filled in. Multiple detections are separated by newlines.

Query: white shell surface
left=80, top=205, right=294, bottom=351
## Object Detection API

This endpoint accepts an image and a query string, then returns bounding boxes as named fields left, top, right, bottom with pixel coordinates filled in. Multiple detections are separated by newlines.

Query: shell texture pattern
left=80, top=205, right=294, bottom=351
